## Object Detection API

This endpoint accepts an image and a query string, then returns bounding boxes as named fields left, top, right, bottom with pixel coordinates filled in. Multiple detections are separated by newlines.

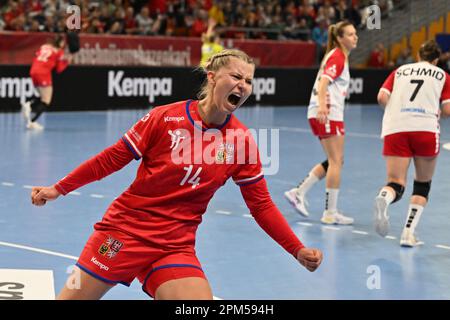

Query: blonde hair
left=197, top=49, right=255, bottom=100
left=326, top=21, right=353, bottom=55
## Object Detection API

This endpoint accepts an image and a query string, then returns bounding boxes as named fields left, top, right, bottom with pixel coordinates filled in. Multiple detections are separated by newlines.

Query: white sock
left=297, top=172, right=319, bottom=195
left=403, top=204, right=423, bottom=233
left=378, top=187, right=395, bottom=205
left=325, top=188, right=339, bottom=213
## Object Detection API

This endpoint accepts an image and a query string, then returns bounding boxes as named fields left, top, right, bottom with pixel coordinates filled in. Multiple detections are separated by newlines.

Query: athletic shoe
left=320, top=210, right=354, bottom=225
left=26, top=121, right=44, bottom=130
left=400, top=229, right=424, bottom=247
left=374, top=195, right=390, bottom=237
left=21, top=101, right=31, bottom=123
left=284, top=188, right=310, bottom=217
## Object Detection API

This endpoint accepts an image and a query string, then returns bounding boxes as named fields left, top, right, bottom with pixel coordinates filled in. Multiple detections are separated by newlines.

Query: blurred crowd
left=367, top=42, right=450, bottom=72
left=5, top=0, right=446, bottom=70
left=1, top=0, right=398, bottom=40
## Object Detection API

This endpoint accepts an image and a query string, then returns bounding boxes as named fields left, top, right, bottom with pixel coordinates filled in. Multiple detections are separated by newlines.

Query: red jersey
left=30, top=44, right=69, bottom=76
left=99, top=100, right=263, bottom=248
left=56, top=100, right=304, bottom=257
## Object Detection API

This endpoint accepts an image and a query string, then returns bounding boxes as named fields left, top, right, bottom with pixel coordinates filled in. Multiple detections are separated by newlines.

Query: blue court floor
left=1, top=104, right=450, bottom=299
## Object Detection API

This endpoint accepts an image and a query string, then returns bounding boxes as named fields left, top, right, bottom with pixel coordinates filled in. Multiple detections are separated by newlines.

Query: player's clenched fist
left=31, top=186, right=61, bottom=206
left=297, top=248, right=323, bottom=272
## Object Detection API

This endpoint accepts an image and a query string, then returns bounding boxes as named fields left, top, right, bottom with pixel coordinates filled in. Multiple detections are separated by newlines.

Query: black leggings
left=31, top=100, right=49, bottom=122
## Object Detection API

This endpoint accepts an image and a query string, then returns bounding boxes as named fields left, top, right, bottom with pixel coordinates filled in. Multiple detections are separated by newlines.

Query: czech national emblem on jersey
left=98, top=235, right=123, bottom=259
left=216, top=143, right=235, bottom=164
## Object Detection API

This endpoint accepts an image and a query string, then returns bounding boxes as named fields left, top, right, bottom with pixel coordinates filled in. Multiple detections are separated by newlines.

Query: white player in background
left=285, top=21, right=357, bottom=225
left=374, top=40, right=450, bottom=246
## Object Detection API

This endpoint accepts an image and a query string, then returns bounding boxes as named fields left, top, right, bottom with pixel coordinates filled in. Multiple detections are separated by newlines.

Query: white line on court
left=385, top=236, right=397, bottom=240
left=68, top=191, right=81, bottom=196
left=0, top=241, right=78, bottom=261
left=216, top=210, right=232, bottom=215
left=352, top=230, right=369, bottom=235
left=23, top=185, right=34, bottom=189
left=435, top=244, right=450, bottom=250
left=1, top=182, right=14, bottom=187
left=90, top=194, right=105, bottom=198
left=296, top=222, right=313, bottom=227
left=323, top=226, right=340, bottom=231
left=242, top=214, right=253, bottom=219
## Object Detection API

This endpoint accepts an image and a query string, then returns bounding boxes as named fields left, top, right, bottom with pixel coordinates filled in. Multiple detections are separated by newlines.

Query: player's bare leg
left=155, top=277, right=213, bottom=300
left=319, top=135, right=353, bottom=224
left=57, top=266, right=114, bottom=300
left=400, top=156, right=437, bottom=247
left=285, top=162, right=327, bottom=217
left=38, top=86, right=53, bottom=105
left=374, top=156, right=409, bottom=237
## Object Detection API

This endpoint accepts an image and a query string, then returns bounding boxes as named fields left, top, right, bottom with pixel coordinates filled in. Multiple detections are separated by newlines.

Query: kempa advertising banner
left=0, top=66, right=390, bottom=111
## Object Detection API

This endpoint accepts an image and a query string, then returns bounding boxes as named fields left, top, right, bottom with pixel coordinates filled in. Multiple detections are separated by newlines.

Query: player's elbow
left=246, top=199, right=276, bottom=219
left=377, top=91, right=389, bottom=107
left=441, top=103, right=450, bottom=118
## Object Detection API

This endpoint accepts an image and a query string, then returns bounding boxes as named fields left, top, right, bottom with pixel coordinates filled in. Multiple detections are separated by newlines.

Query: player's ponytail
left=326, top=24, right=338, bottom=54
left=419, top=40, right=441, bottom=63
left=325, top=21, right=353, bottom=55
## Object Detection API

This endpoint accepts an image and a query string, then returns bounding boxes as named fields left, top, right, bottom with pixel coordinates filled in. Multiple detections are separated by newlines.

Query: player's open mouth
left=228, top=93, right=241, bottom=106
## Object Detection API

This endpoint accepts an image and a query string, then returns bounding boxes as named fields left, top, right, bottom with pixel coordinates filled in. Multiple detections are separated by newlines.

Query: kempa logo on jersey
left=252, top=78, right=276, bottom=101
left=164, top=116, right=185, bottom=122
left=0, top=77, right=39, bottom=104
left=108, top=71, right=172, bottom=103
left=90, top=257, right=109, bottom=271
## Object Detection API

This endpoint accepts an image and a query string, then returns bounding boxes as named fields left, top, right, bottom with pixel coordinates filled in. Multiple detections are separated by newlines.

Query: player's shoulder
left=394, top=62, right=419, bottom=75
left=431, top=64, right=449, bottom=77
left=323, top=47, right=346, bottom=70
left=328, top=47, right=346, bottom=61
left=334, top=47, right=346, bottom=57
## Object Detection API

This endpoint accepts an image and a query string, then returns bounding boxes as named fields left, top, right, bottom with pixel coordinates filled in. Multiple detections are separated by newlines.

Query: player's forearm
left=317, top=77, right=330, bottom=109
left=377, top=90, right=390, bottom=108
left=440, top=102, right=450, bottom=118
left=240, top=179, right=305, bottom=257
left=55, top=139, right=134, bottom=195
left=252, top=203, right=305, bottom=257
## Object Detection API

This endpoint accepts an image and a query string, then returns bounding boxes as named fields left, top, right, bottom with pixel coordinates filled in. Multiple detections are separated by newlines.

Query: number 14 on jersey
left=180, top=165, right=202, bottom=189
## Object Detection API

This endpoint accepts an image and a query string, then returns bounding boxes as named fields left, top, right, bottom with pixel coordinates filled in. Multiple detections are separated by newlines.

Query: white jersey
left=308, top=47, right=350, bottom=121
left=380, top=61, right=450, bottom=137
